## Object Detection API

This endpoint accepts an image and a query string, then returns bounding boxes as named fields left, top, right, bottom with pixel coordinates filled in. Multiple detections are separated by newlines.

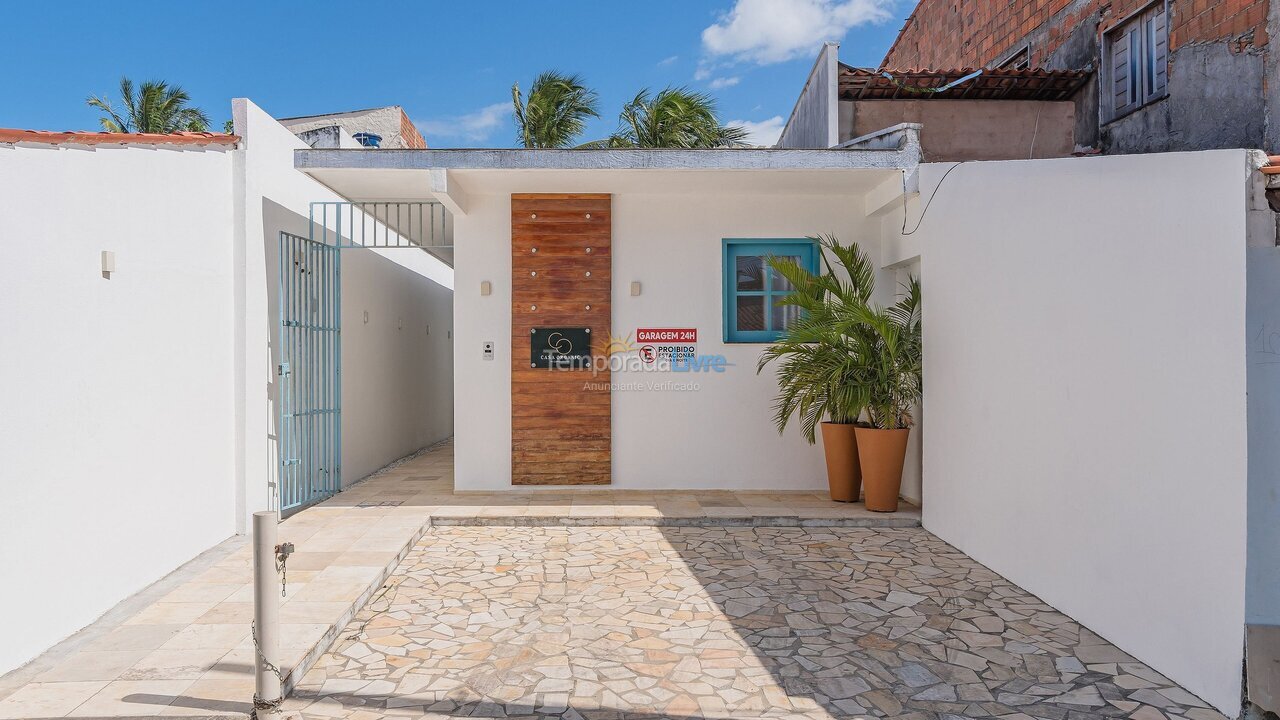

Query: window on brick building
left=998, top=46, right=1031, bottom=71
left=1103, top=2, right=1168, bottom=122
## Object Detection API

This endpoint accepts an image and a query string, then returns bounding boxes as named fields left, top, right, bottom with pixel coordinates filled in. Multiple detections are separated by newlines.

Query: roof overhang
left=294, top=127, right=921, bottom=214
left=839, top=64, right=1091, bottom=102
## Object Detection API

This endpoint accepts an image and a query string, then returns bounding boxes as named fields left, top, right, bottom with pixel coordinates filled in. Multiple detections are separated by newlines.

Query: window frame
left=995, top=44, right=1031, bottom=71
left=721, top=238, right=819, bottom=344
left=1102, top=0, right=1169, bottom=124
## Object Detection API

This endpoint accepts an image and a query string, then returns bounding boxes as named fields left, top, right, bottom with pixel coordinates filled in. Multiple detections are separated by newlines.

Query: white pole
left=252, top=511, right=283, bottom=720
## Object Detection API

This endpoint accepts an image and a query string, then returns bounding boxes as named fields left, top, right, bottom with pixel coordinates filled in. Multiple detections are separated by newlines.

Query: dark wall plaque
left=529, top=327, right=592, bottom=369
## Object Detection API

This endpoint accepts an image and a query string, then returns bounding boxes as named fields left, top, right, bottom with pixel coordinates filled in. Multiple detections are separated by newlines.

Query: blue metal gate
left=277, top=231, right=341, bottom=514
left=277, top=201, right=451, bottom=515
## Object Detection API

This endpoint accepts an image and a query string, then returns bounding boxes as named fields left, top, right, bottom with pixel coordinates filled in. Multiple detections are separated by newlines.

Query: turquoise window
left=722, top=238, right=818, bottom=343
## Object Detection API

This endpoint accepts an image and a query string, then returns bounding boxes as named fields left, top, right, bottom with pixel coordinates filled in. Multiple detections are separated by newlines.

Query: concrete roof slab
left=295, top=145, right=919, bottom=173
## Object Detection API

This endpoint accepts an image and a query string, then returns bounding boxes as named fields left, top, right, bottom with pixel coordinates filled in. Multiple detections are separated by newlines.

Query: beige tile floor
left=0, top=439, right=915, bottom=718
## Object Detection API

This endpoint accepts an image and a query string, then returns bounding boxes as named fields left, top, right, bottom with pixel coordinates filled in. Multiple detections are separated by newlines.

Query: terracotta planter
left=819, top=422, right=861, bottom=502
left=856, top=426, right=910, bottom=512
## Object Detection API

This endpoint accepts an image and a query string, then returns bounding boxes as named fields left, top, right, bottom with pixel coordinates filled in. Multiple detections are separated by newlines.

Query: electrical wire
left=898, top=100, right=1044, bottom=235
left=880, top=69, right=983, bottom=95
left=900, top=162, right=963, bottom=236
left=1028, top=102, right=1044, bottom=160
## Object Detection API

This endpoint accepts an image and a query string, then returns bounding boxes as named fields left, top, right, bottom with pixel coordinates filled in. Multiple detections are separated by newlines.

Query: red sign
left=636, top=328, right=697, bottom=343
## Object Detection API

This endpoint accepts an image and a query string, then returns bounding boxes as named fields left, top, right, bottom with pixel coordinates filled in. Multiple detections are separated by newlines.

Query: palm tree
left=757, top=235, right=877, bottom=443
left=86, top=78, right=211, bottom=133
left=602, top=87, right=748, bottom=148
left=847, top=277, right=923, bottom=430
left=758, top=234, right=923, bottom=438
left=511, top=71, right=601, bottom=148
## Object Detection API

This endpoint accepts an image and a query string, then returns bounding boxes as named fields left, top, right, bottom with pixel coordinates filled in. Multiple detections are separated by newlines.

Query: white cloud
left=708, top=76, right=741, bottom=89
left=728, top=115, right=786, bottom=147
left=419, top=102, right=510, bottom=144
left=702, top=0, right=895, bottom=65
left=658, top=55, right=679, bottom=66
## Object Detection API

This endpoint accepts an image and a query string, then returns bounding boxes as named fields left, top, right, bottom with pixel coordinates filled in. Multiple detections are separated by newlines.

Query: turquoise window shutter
left=722, top=238, right=818, bottom=343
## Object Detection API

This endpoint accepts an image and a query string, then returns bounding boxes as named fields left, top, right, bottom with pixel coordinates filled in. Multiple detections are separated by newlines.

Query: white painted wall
left=341, top=248, right=453, bottom=484
left=892, top=151, right=1250, bottom=714
left=776, top=42, right=839, bottom=149
left=234, top=99, right=453, bottom=522
left=1245, top=160, right=1280, bottom=627
left=454, top=188, right=885, bottom=491
left=0, top=142, right=237, bottom=674
left=0, top=100, right=454, bottom=675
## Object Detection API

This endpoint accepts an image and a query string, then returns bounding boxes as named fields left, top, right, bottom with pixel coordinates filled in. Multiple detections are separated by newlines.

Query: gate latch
left=274, top=542, right=295, bottom=597
left=277, top=362, right=290, bottom=377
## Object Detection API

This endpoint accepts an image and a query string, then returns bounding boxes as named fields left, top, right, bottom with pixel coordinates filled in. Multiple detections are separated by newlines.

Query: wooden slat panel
left=513, top=234, right=611, bottom=248
left=510, top=393, right=609, bottom=409
left=511, top=224, right=612, bottom=240
left=511, top=255, right=612, bottom=272
left=512, top=195, right=610, bottom=207
left=512, top=370, right=604, bottom=386
left=509, top=461, right=609, bottom=484
left=512, top=209, right=612, bottom=225
left=516, top=461, right=612, bottom=474
left=513, top=429, right=610, bottom=442
left=511, top=193, right=611, bottom=486
left=513, top=300, right=612, bottom=315
left=513, top=438, right=612, bottom=452
left=513, top=277, right=611, bottom=293
left=514, top=448, right=610, bottom=463
left=509, top=471, right=609, bottom=481
left=513, top=193, right=610, bottom=200
left=513, top=244, right=610, bottom=258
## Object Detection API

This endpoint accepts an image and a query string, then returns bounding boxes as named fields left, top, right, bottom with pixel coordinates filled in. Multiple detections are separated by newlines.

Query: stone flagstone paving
left=287, top=526, right=1226, bottom=720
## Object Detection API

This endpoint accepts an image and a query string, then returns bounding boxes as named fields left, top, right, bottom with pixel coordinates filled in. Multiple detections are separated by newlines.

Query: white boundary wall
left=232, top=99, right=454, bottom=528
left=0, top=142, right=237, bottom=673
left=1245, top=165, right=1280, bottom=629
left=886, top=150, right=1251, bottom=714
left=0, top=101, right=454, bottom=676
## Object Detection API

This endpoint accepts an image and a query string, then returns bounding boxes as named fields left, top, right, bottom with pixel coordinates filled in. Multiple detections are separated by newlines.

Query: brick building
left=881, top=0, right=1274, bottom=154
left=776, top=42, right=1090, bottom=159
left=278, top=105, right=427, bottom=149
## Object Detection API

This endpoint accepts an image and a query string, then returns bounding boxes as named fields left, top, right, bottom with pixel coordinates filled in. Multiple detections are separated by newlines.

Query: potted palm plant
left=758, top=235, right=876, bottom=502
left=849, top=278, right=922, bottom=512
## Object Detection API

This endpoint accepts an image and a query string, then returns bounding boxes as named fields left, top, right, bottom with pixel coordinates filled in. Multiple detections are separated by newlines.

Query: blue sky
left=0, top=1, right=911, bottom=147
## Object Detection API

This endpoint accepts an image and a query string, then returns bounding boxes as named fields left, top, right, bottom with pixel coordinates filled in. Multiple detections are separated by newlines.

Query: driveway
left=288, top=526, right=1225, bottom=720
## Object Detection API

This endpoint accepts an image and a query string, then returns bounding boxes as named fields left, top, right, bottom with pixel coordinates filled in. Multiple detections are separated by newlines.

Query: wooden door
left=510, top=194, right=611, bottom=485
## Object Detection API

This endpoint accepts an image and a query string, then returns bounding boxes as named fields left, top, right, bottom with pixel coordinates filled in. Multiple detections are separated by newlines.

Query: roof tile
left=0, top=129, right=239, bottom=147
left=838, top=64, right=1091, bottom=101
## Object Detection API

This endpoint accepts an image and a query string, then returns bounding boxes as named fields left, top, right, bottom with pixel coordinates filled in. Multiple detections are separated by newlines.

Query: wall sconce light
left=630, top=281, right=641, bottom=296
left=480, top=280, right=492, bottom=296
left=101, top=251, right=116, bottom=279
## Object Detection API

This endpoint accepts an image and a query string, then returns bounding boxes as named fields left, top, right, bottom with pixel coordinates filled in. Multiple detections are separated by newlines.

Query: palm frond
left=607, top=86, right=748, bottom=149
left=759, top=235, right=923, bottom=439
left=512, top=71, right=601, bottom=148
left=86, top=94, right=130, bottom=132
left=86, top=76, right=211, bottom=134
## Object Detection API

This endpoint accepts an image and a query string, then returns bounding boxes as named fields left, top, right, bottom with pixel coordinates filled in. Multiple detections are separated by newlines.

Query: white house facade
left=0, top=99, right=1276, bottom=718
